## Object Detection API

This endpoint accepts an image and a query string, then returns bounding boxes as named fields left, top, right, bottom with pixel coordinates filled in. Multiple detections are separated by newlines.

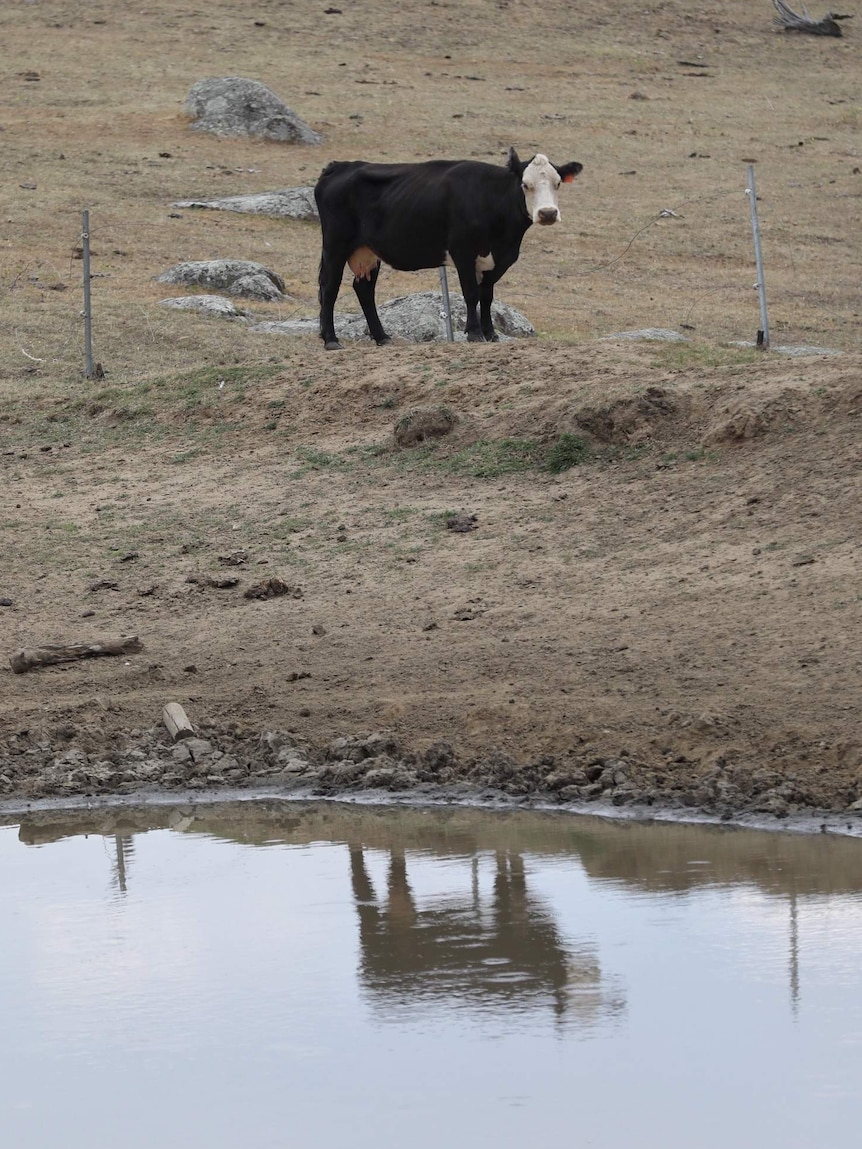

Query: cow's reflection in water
left=350, top=846, right=624, bottom=1025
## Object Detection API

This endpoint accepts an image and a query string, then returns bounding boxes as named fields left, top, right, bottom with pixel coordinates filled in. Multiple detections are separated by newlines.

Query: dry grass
left=1, top=0, right=860, bottom=401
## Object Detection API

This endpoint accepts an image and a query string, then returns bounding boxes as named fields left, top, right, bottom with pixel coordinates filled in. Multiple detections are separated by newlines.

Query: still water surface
left=1, top=802, right=861, bottom=1148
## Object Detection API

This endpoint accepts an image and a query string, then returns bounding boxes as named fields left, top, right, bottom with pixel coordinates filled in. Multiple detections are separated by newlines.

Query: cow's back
left=315, top=159, right=517, bottom=265
left=315, top=159, right=458, bottom=209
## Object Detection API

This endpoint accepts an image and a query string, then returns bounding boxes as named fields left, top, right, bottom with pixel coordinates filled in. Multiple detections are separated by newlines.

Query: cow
left=314, top=147, right=583, bottom=350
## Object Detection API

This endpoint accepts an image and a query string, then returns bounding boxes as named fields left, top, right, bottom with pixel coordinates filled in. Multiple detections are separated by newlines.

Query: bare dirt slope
left=0, top=1, right=860, bottom=823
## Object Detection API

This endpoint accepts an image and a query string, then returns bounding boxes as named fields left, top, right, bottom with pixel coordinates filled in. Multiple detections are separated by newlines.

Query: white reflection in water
left=0, top=806, right=861, bottom=1149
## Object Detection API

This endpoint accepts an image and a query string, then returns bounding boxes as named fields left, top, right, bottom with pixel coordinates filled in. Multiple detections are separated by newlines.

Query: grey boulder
left=156, top=259, right=286, bottom=301
left=250, top=290, right=535, bottom=343
left=173, top=187, right=319, bottom=221
left=185, top=77, right=322, bottom=144
left=160, top=294, right=243, bottom=317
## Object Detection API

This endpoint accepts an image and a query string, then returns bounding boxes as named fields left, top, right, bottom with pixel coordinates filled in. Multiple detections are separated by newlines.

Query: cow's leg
left=352, top=263, right=391, bottom=346
left=318, top=246, right=347, bottom=350
left=451, top=251, right=485, bottom=342
left=479, top=277, right=499, bottom=342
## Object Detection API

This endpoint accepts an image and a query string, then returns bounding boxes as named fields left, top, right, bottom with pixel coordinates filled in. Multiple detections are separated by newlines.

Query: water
left=1, top=802, right=861, bottom=1149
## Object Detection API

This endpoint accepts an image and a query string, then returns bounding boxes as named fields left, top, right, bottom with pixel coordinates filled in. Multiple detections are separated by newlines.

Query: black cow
left=314, top=147, right=582, bottom=350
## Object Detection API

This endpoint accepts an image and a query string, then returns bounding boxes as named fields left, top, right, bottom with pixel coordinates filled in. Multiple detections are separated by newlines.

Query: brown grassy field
left=1, top=0, right=860, bottom=823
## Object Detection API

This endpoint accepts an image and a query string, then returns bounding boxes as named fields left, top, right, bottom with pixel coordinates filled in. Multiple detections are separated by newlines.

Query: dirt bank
left=2, top=343, right=861, bottom=831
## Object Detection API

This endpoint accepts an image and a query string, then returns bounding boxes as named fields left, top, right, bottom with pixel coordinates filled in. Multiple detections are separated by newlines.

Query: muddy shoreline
left=2, top=724, right=860, bottom=838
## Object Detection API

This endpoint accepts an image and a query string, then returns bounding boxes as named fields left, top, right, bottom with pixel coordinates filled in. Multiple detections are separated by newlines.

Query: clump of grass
left=545, top=433, right=590, bottom=473
left=293, top=446, right=343, bottom=469
left=394, top=405, right=457, bottom=447
left=649, top=343, right=761, bottom=371
left=447, top=437, right=544, bottom=478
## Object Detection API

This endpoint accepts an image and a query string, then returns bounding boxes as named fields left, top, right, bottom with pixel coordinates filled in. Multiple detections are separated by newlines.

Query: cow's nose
left=537, top=207, right=559, bottom=225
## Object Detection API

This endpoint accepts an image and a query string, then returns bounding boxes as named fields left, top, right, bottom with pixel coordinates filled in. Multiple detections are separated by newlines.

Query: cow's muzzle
left=537, top=207, right=559, bottom=225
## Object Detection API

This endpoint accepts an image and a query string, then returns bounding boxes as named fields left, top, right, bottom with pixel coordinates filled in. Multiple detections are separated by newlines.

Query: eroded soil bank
left=2, top=723, right=861, bottom=837
left=2, top=344, right=860, bottom=834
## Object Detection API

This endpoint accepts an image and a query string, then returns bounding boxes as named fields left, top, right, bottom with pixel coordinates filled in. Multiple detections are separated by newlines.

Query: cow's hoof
left=466, top=331, right=486, bottom=343
left=324, top=340, right=343, bottom=351
left=482, top=331, right=500, bottom=343
left=376, top=336, right=393, bottom=346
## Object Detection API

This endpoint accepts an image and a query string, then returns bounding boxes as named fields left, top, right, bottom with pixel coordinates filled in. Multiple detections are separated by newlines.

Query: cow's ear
left=507, top=147, right=526, bottom=176
left=556, top=161, right=583, bottom=184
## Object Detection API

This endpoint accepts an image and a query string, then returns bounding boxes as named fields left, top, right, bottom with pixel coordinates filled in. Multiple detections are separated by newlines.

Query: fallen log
left=10, top=635, right=143, bottom=674
left=163, top=702, right=195, bottom=741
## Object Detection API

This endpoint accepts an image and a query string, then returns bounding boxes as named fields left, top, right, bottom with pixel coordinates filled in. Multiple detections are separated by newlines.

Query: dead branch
left=772, top=0, right=851, bottom=36
left=10, top=635, right=143, bottom=674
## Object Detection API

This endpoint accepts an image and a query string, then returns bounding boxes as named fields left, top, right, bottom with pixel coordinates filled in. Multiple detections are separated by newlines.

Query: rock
left=600, top=328, right=689, bottom=343
left=260, top=731, right=287, bottom=754
left=205, top=754, right=239, bottom=775
left=363, top=732, right=400, bottom=757
left=773, top=344, right=843, bottom=358
left=321, top=759, right=369, bottom=783
left=544, top=768, right=589, bottom=790
left=252, top=317, right=319, bottom=338
left=611, top=786, right=642, bottom=806
left=326, top=736, right=356, bottom=761
left=54, top=749, right=88, bottom=768
left=361, top=763, right=411, bottom=789
left=326, top=733, right=398, bottom=762
left=731, top=341, right=843, bottom=358
left=183, top=738, right=215, bottom=762
left=232, top=272, right=284, bottom=301
left=138, top=760, right=167, bottom=781
left=173, top=187, right=319, bottom=221
left=250, top=290, right=535, bottom=343
left=160, top=294, right=243, bottom=317
left=157, top=260, right=286, bottom=301
left=185, top=77, right=322, bottom=144
left=752, top=789, right=790, bottom=818
left=425, top=742, right=456, bottom=765
left=275, top=750, right=310, bottom=774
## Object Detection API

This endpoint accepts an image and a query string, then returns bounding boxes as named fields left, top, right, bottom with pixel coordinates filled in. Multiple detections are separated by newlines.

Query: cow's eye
left=521, top=181, right=529, bottom=190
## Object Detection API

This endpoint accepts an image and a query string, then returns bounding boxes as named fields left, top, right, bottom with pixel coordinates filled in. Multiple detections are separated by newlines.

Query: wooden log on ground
left=163, top=702, right=196, bottom=741
left=9, top=636, right=143, bottom=674
left=772, top=0, right=849, bottom=36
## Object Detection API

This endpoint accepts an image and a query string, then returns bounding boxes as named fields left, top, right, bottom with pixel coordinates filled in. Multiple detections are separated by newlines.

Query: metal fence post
left=746, top=166, right=770, bottom=351
left=82, top=209, right=96, bottom=377
left=438, top=265, right=455, bottom=343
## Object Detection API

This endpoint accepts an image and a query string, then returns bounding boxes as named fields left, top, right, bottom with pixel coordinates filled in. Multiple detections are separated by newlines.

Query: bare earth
left=1, top=1, right=860, bottom=828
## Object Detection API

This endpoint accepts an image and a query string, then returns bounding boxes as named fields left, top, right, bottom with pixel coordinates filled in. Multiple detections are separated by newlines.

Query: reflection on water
left=2, top=802, right=861, bottom=1149
left=349, top=845, right=623, bottom=1024
left=112, top=835, right=134, bottom=895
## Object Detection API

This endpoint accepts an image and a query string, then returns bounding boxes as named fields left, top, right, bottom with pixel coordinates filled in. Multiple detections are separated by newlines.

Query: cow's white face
left=521, top=154, right=565, bottom=226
